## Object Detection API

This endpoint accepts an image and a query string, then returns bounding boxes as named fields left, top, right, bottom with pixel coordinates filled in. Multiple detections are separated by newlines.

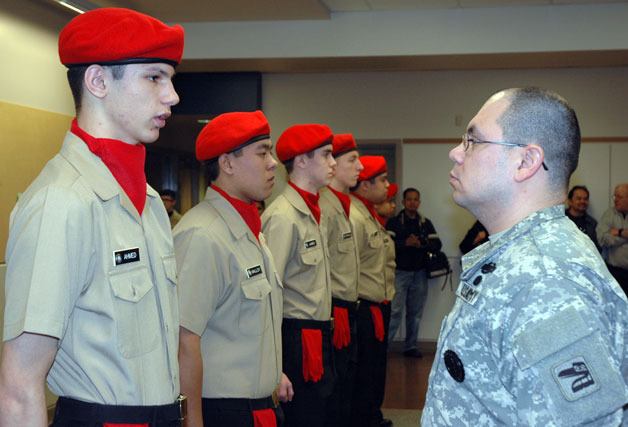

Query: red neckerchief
left=71, top=119, right=146, bottom=216
left=289, top=181, right=321, bottom=224
left=351, top=193, right=384, bottom=226
left=328, top=186, right=351, bottom=218
left=211, top=184, right=261, bottom=241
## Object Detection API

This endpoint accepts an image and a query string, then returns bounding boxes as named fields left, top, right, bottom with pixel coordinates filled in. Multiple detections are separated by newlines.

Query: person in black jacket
left=565, top=185, right=599, bottom=251
left=459, top=220, right=489, bottom=255
left=386, top=187, right=442, bottom=358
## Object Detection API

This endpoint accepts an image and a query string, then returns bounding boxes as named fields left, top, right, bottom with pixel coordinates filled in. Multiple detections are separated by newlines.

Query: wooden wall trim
left=403, top=137, right=628, bottom=144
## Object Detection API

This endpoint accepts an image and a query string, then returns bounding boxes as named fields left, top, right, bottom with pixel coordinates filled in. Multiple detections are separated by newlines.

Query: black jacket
left=459, top=220, right=489, bottom=255
left=386, top=209, right=442, bottom=271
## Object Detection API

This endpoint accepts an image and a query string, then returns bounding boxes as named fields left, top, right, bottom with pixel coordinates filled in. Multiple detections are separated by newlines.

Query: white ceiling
left=324, top=0, right=628, bottom=13
left=46, top=0, right=628, bottom=72
left=61, top=0, right=628, bottom=22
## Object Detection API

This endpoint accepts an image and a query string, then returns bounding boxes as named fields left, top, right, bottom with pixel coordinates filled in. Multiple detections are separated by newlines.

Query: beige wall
left=0, top=1, right=74, bottom=261
left=0, top=0, right=74, bottom=115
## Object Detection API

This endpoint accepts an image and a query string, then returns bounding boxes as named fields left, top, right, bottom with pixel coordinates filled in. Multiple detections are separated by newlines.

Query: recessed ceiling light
left=54, top=0, right=99, bottom=14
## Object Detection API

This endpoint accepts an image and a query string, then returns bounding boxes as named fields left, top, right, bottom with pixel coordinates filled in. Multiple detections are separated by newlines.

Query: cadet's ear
left=218, top=153, right=235, bottom=176
left=83, top=65, right=108, bottom=99
left=293, top=153, right=308, bottom=170
left=514, top=144, right=545, bottom=182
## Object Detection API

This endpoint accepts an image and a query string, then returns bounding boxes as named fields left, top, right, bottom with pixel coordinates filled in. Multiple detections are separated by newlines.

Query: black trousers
left=51, top=396, right=183, bottom=427
left=325, top=299, right=358, bottom=427
left=373, top=302, right=391, bottom=423
left=281, top=318, right=335, bottom=427
left=350, top=300, right=389, bottom=427
left=201, top=397, right=284, bottom=427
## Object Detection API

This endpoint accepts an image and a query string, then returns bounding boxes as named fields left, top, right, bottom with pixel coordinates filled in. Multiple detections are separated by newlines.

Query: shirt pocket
left=162, top=254, right=177, bottom=287
left=300, top=247, right=323, bottom=266
left=109, top=265, right=160, bottom=358
left=367, top=231, right=383, bottom=249
left=239, top=277, right=272, bottom=336
left=337, top=238, right=354, bottom=254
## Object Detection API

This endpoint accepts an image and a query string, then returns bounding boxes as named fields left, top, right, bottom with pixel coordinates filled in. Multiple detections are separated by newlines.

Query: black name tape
left=342, top=232, right=353, bottom=240
left=114, top=248, right=140, bottom=266
left=304, top=239, right=317, bottom=249
left=246, top=265, right=263, bottom=278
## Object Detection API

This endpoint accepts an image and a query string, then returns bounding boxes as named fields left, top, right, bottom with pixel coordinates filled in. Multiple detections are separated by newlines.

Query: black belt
left=358, top=298, right=386, bottom=308
left=54, top=395, right=187, bottom=423
left=332, top=297, right=359, bottom=312
left=202, top=395, right=278, bottom=411
left=282, top=317, right=333, bottom=331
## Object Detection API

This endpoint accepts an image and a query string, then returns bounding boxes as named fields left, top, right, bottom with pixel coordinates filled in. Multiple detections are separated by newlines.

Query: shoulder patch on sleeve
left=513, top=306, right=625, bottom=424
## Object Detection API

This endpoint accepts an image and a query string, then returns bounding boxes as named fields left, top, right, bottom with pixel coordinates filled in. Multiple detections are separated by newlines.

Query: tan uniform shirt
left=350, top=195, right=387, bottom=303
left=262, top=185, right=332, bottom=321
left=319, top=187, right=359, bottom=302
left=3, top=133, right=180, bottom=405
left=383, top=228, right=396, bottom=301
left=174, top=188, right=283, bottom=398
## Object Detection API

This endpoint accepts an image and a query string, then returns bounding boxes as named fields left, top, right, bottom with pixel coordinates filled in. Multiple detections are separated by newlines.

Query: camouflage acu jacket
left=423, top=205, right=628, bottom=426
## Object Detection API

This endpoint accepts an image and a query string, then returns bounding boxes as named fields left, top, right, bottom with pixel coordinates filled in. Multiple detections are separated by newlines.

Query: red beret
left=332, top=134, right=358, bottom=157
left=59, top=8, right=184, bottom=67
left=196, top=111, right=271, bottom=161
left=387, top=183, right=399, bottom=199
left=276, top=124, right=333, bottom=163
left=358, top=156, right=387, bottom=182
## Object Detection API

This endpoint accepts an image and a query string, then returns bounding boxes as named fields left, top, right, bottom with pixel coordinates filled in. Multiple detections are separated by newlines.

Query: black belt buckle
left=177, top=394, right=187, bottom=420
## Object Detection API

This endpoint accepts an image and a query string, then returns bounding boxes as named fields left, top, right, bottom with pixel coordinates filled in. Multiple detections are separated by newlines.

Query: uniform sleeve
left=262, top=210, right=296, bottom=283
left=4, top=185, right=95, bottom=341
left=507, top=279, right=626, bottom=426
left=174, top=226, right=225, bottom=336
left=596, top=209, right=622, bottom=249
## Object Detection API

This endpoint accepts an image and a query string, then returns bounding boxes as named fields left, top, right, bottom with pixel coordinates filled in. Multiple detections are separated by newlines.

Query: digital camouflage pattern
left=423, top=205, right=628, bottom=426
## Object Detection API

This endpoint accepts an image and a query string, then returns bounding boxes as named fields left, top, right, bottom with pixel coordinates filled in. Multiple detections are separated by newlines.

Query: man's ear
left=514, top=144, right=545, bottom=182
left=218, top=153, right=235, bottom=176
left=83, top=65, right=108, bottom=99
left=293, top=153, right=308, bottom=170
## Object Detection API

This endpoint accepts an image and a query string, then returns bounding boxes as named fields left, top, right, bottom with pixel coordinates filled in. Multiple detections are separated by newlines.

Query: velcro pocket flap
left=513, top=306, right=591, bottom=369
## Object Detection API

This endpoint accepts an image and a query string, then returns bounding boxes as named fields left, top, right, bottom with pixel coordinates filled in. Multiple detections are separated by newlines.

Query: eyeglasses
left=461, top=133, right=548, bottom=171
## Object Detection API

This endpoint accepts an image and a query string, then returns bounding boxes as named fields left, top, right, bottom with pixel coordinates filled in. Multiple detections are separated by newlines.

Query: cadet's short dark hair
left=498, top=87, right=581, bottom=192
left=283, top=151, right=315, bottom=175
left=203, top=149, right=244, bottom=184
left=67, top=64, right=126, bottom=112
left=568, top=185, right=589, bottom=200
